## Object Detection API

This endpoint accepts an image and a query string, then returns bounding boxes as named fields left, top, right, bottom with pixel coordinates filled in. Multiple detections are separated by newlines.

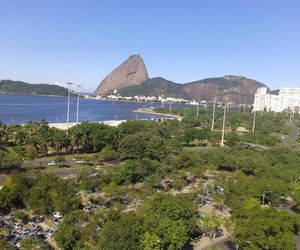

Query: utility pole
left=211, top=96, right=216, bottom=131
left=76, top=85, right=81, bottom=124
left=221, top=102, right=227, bottom=147
left=252, top=111, right=256, bottom=133
left=66, top=82, right=73, bottom=132
left=196, top=97, right=199, bottom=117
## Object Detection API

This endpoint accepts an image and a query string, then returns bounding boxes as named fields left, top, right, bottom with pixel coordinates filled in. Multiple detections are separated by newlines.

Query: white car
left=48, top=161, right=57, bottom=166
left=76, top=160, right=85, bottom=164
left=52, top=211, right=62, bottom=219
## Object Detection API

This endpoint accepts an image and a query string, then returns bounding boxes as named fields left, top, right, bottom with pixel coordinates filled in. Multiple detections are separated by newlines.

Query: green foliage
left=0, top=80, right=69, bottom=96
left=27, top=174, right=80, bottom=214
left=0, top=172, right=80, bottom=214
left=199, top=212, right=222, bottom=233
left=118, top=77, right=188, bottom=99
left=69, top=122, right=117, bottom=153
left=233, top=199, right=300, bottom=250
left=141, top=193, right=198, bottom=249
left=20, top=237, right=50, bottom=250
left=98, top=213, right=143, bottom=250
left=240, top=133, right=279, bottom=146
left=54, top=224, right=80, bottom=250
left=99, top=146, right=118, bottom=161
left=54, top=155, right=65, bottom=165
left=14, top=211, right=29, bottom=222
left=0, top=149, right=22, bottom=169
left=141, top=232, right=163, bottom=250
left=0, top=240, right=15, bottom=250
left=0, top=173, right=34, bottom=211
left=183, top=128, right=209, bottom=145
left=119, top=132, right=166, bottom=160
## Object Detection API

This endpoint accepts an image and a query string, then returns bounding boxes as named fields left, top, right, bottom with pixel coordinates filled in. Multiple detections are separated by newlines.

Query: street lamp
left=66, top=82, right=73, bottom=131
left=211, top=96, right=216, bottom=131
left=221, top=102, right=227, bottom=147
left=252, top=111, right=256, bottom=133
left=76, top=85, right=82, bottom=124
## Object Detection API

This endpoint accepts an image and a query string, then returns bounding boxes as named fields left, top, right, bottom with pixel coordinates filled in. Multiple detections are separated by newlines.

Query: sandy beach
left=49, top=120, right=127, bottom=130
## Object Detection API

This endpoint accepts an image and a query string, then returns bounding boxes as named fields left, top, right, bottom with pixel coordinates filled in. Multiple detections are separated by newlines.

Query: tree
left=99, top=146, right=118, bottom=161
left=54, top=224, right=80, bottom=250
left=199, top=212, right=222, bottom=235
left=0, top=150, right=22, bottom=169
left=142, top=232, right=163, bottom=250
left=20, top=237, right=50, bottom=250
left=141, top=193, right=198, bottom=249
left=233, top=199, right=300, bottom=250
left=119, top=132, right=166, bottom=160
left=98, top=213, right=143, bottom=250
left=27, top=174, right=80, bottom=214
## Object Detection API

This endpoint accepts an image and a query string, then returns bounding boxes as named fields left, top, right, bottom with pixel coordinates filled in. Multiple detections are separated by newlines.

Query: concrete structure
left=253, top=87, right=300, bottom=113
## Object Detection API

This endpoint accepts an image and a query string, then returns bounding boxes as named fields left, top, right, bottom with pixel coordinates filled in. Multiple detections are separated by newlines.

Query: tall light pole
left=66, top=82, right=73, bottom=131
left=196, top=97, right=199, bottom=117
left=211, top=96, right=216, bottom=131
left=76, top=85, right=82, bottom=124
left=221, top=102, right=227, bottom=147
left=252, top=111, right=256, bottom=133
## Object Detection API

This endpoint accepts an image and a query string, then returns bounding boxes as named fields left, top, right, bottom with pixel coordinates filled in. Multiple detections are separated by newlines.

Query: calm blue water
left=0, top=95, right=175, bottom=124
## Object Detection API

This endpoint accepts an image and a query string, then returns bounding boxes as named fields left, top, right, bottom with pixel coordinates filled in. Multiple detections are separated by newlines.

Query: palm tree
left=25, top=139, right=40, bottom=160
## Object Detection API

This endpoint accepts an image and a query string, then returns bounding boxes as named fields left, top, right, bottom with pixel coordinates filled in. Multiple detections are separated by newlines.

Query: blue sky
left=0, top=0, right=299, bottom=92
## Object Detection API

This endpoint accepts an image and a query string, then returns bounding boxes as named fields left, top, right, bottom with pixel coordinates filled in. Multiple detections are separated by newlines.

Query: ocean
left=0, top=94, right=176, bottom=124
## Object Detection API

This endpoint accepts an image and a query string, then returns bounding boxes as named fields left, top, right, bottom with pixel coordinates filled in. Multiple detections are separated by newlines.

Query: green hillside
left=0, top=80, right=69, bottom=96
left=118, top=77, right=188, bottom=99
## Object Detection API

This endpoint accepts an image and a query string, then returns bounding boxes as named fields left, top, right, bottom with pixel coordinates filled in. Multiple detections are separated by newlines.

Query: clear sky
left=0, top=0, right=299, bottom=92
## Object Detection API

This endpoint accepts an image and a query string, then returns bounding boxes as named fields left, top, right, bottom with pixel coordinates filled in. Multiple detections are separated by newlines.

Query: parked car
left=52, top=211, right=62, bottom=219
left=48, top=161, right=57, bottom=166
left=76, top=160, right=85, bottom=164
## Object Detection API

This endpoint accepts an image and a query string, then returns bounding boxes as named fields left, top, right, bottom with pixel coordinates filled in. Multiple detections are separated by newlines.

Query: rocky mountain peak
left=93, top=55, right=149, bottom=95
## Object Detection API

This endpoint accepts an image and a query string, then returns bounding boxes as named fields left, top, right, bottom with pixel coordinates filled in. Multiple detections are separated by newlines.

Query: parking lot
left=0, top=211, right=62, bottom=249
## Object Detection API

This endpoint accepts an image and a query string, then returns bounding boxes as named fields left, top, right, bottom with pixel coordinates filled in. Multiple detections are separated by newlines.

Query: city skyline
left=1, top=0, right=300, bottom=92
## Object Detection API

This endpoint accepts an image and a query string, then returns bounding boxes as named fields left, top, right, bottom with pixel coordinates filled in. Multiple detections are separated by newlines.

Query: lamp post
left=76, top=85, right=82, bottom=124
left=221, top=102, right=227, bottom=147
left=252, top=111, right=256, bottom=133
left=196, top=97, right=199, bottom=117
left=66, top=82, right=73, bottom=131
left=211, top=96, right=216, bottom=131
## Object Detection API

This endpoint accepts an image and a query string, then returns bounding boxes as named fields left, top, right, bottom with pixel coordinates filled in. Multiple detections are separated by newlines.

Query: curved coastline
left=133, top=108, right=182, bottom=120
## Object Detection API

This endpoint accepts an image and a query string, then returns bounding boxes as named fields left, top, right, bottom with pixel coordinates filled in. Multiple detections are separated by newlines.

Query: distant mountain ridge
left=94, top=55, right=269, bottom=104
left=119, top=77, right=189, bottom=99
left=0, top=80, right=69, bottom=96
left=118, top=75, right=268, bottom=104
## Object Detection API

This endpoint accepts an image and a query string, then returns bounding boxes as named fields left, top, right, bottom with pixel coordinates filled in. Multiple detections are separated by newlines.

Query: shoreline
left=133, top=108, right=182, bottom=120
left=48, top=120, right=127, bottom=129
left=0, top=93, right=67, bottom=98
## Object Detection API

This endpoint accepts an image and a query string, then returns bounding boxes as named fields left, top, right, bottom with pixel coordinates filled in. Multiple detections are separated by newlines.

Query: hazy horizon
left=1, top=0, right=299, bottom=92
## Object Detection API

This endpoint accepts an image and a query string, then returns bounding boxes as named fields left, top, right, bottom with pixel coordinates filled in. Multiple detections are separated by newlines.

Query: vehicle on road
left=48, top=161, right=57, bottom=166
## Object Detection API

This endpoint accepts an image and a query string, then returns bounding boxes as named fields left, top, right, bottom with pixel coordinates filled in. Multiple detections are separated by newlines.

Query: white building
left=253, top=87, right=300, bottom=113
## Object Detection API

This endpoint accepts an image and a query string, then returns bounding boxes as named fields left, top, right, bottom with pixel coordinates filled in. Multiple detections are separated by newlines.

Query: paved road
left=196, top=236, right=235, bottom=250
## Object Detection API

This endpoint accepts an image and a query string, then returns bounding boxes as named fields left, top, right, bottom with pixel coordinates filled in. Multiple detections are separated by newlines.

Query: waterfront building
left=253, top=87, right=300, bottom=113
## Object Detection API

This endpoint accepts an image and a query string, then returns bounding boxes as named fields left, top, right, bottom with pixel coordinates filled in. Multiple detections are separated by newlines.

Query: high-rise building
left=253, top=87, right=300, bottom=113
